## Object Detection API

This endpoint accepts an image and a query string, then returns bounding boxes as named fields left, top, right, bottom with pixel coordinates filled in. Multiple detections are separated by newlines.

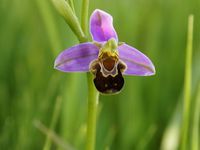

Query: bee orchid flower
left=54, top=9, right=155, bottom=94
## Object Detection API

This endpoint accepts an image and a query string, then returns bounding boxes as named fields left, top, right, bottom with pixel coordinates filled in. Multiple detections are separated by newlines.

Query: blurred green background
left=0, top=0, right=199, bottom=150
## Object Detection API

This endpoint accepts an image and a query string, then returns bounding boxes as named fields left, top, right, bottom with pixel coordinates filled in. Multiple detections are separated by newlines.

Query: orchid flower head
left=54, top=9, right=155, bottom=94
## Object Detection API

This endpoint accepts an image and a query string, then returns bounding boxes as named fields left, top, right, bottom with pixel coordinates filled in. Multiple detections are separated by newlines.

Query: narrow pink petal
left=118, top=44, right=155, bottom=76
left=54, top=43, right=99, bottom=72
left=90, top=9, right=118, bottom=42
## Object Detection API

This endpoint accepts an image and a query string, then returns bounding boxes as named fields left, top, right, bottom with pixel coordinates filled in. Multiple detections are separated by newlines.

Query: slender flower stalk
left=86, top=74, right=99, bottom=150
left=81, top=1, right=99, bottom=150
left=81, top=0, right=89, bottom=35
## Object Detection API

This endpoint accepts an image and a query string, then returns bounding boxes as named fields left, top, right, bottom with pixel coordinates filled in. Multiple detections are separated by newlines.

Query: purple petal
left=90, top=9, right=118, bottom=42
left=118, top=44, right=155, bottom=76
left=54, top=43, right=99, bottom=72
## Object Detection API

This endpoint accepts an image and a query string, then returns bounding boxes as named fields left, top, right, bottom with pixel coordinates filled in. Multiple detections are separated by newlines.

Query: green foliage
left=0, top=0, right=199, bottom=150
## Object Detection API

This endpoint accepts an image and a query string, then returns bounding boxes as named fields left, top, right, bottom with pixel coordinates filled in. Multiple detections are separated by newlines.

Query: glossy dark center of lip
left=100, top=53, right=117, bottom=71
left=102, top=57, right=116, bottom=71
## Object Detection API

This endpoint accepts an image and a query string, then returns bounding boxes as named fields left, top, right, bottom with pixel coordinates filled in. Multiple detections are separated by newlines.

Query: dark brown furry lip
left=93, top=62, right=124, bottom=94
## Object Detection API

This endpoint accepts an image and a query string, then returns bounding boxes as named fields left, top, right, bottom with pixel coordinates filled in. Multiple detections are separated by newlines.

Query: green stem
left=81, top=0, right=89, bottom=35
left=81, top=1, right=99, bottom=150
left=68, top=0, right=75, bottom=13
left=86, top=74, right=99, bottom=150
left=181, top=14, right=194, bottom=150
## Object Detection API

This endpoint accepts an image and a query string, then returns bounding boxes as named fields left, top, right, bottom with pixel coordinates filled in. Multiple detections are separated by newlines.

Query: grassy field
left=0, top=0, right=199, bottom=150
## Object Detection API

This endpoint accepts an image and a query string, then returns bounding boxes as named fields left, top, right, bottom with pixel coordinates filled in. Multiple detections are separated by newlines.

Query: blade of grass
left=137, top=125, right=157, bottom=150
left=35, top=0, right=62, bottom=55
left=34, top=120, right=75, bottom=150
left=160, top=101, right=181, bottom=150
left=181, top=14, right=194, bottom=150
left=43, top=97, right=62, bottom=150
left=191, top=81, right=200, bottom=150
